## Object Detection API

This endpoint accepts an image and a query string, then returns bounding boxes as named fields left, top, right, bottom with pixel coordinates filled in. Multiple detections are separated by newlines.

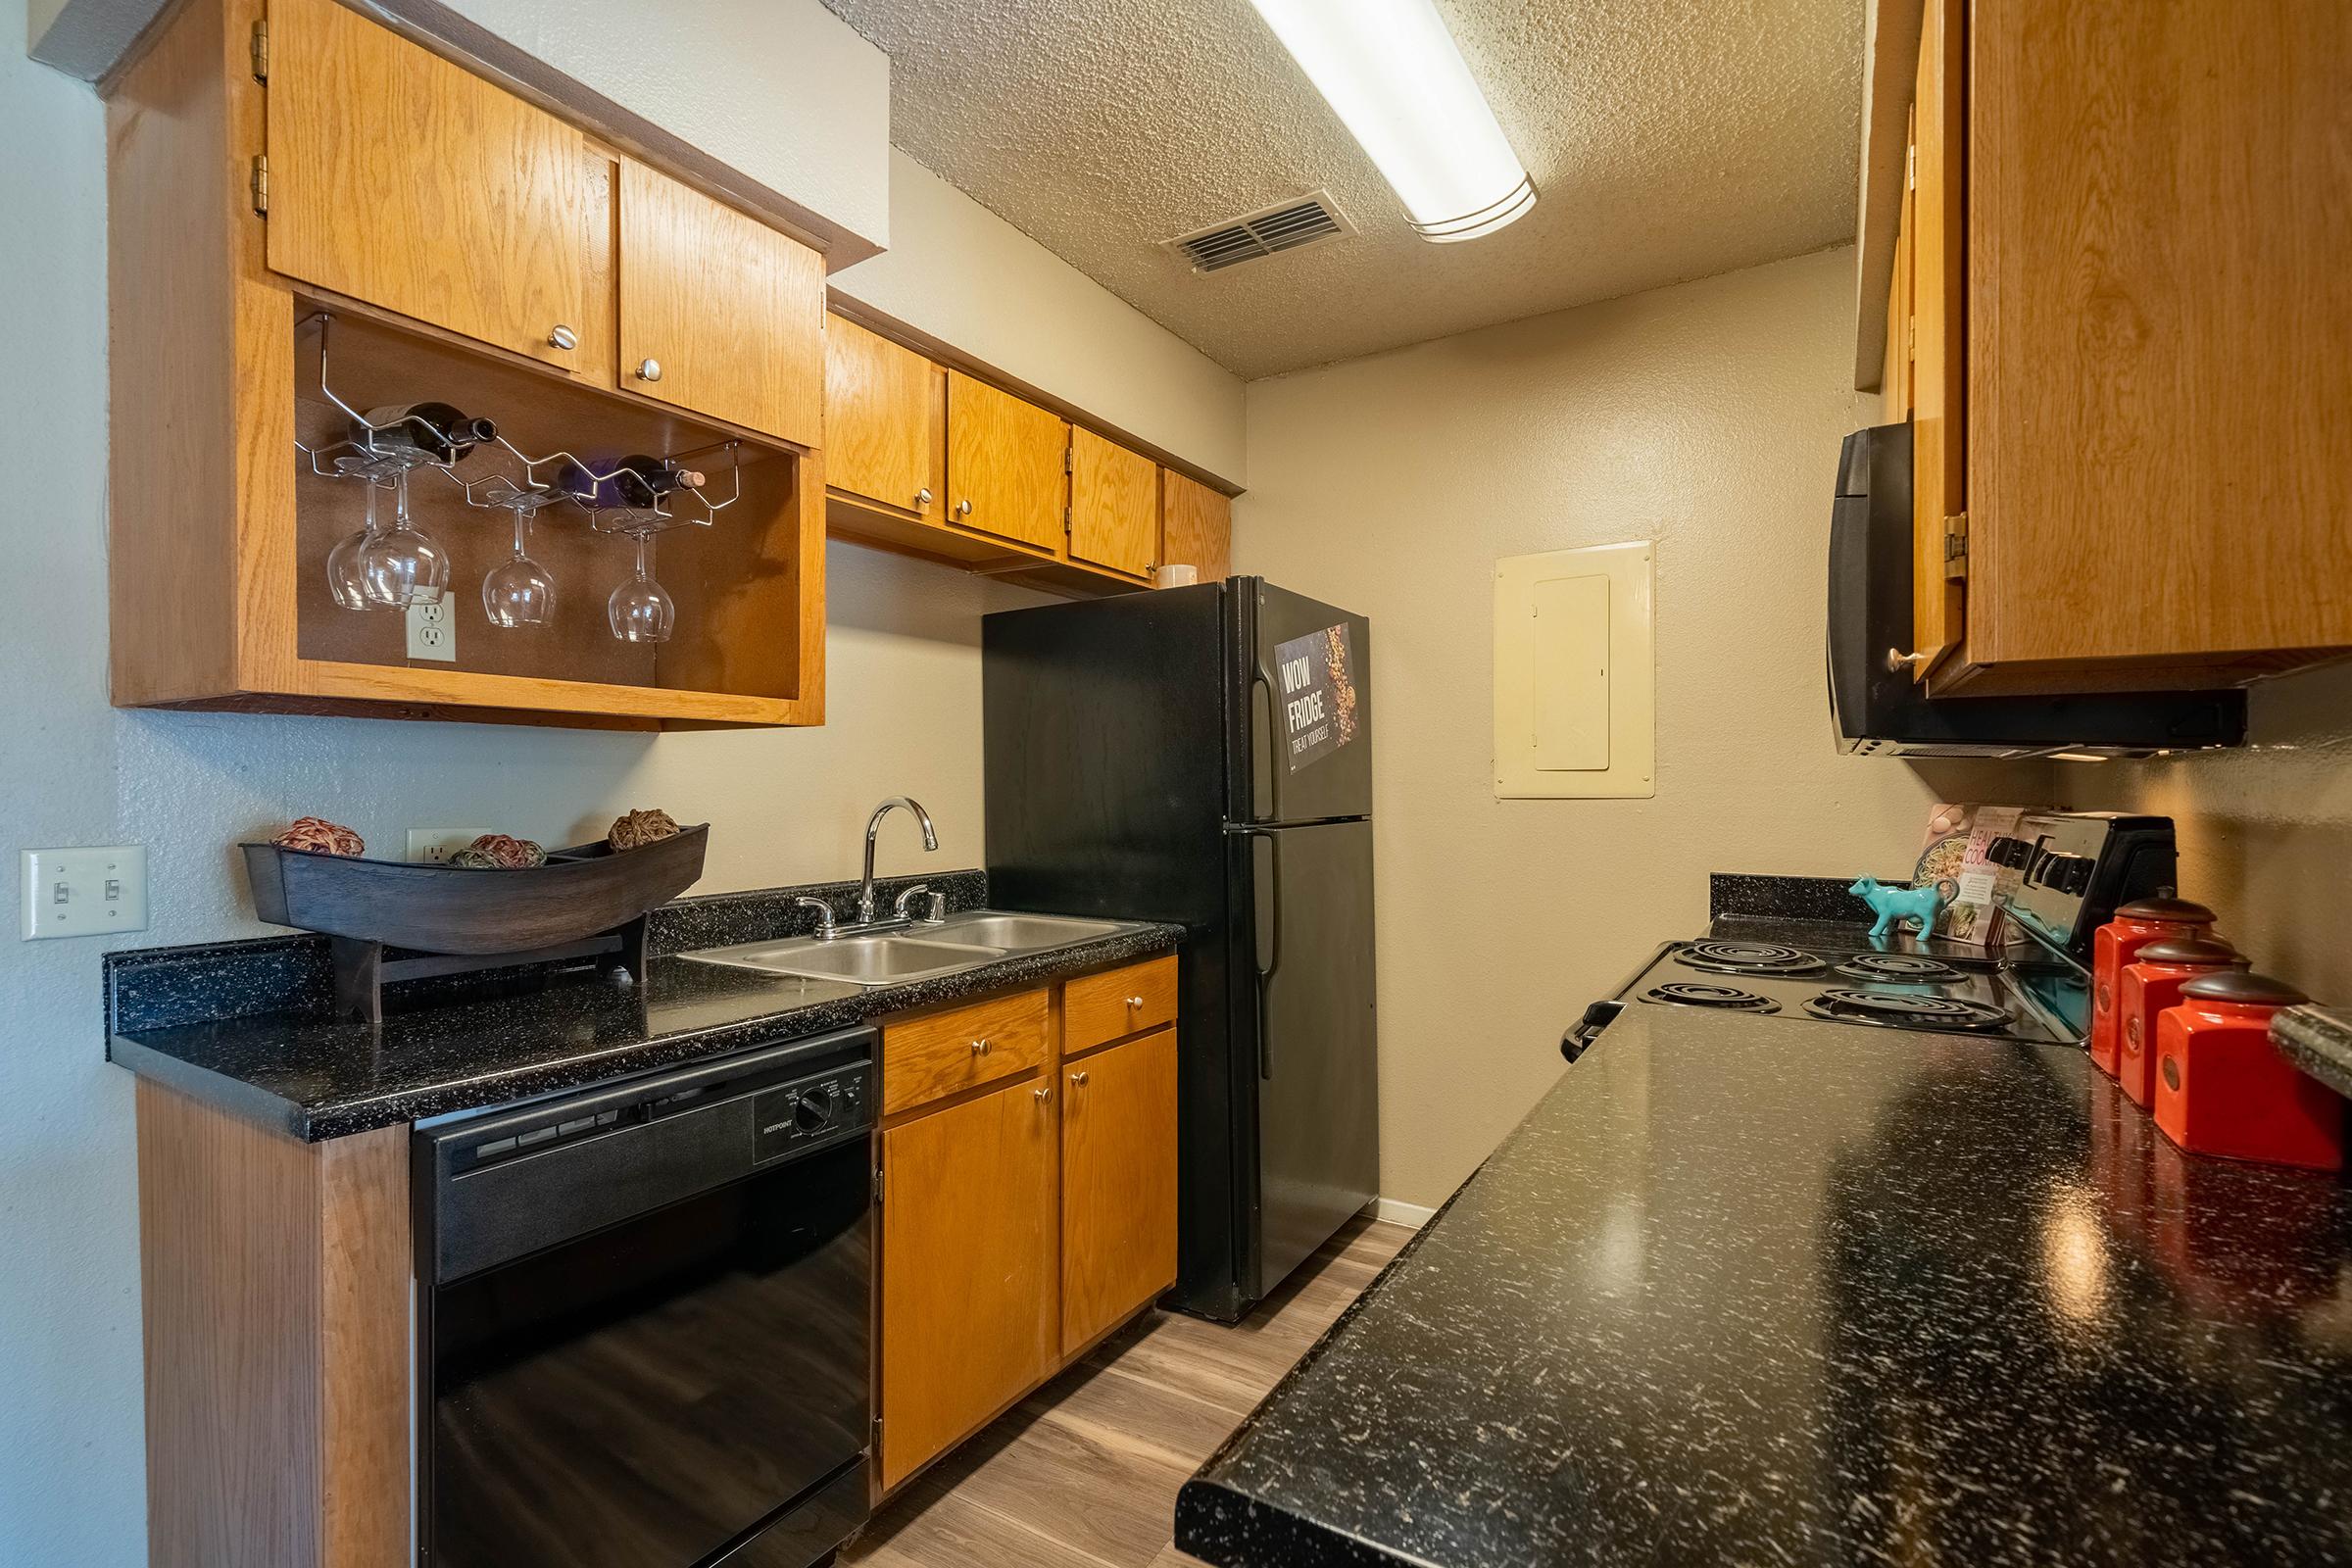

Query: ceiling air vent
left=1165, top=192, right=1353, bottom=274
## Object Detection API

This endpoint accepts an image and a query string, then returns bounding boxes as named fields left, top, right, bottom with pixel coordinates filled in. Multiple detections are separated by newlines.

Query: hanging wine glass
left=358, top=466, right=449, bottom=608
left=608, top=529, right=674, bottom=644
left=482, top=497, right=558, bottom=628
left=325, top=479, right=395, bottom=611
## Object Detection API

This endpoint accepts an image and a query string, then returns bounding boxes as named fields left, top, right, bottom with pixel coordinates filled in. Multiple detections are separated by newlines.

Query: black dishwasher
left=414, top=1026, right=875, bottom=1568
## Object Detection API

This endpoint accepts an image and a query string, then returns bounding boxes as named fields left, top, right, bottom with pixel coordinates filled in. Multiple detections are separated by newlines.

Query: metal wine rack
left=292, top=311, right=745, bottom=533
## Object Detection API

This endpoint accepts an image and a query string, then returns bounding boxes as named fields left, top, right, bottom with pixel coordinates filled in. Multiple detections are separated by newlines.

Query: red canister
left=2116, top=938, right=2247, bottom=1107
left=2091, top=896, right=2217, bottom=1076
left=2152, top=971, right=2342, bottom=1171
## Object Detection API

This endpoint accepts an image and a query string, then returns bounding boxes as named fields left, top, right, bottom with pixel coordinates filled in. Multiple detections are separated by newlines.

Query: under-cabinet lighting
left=1245, top=0, right=1537, bottom=243
left=2048, top=752, right=2113, bottom=763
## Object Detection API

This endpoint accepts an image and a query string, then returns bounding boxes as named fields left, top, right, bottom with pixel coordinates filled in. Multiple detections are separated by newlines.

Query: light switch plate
left=407, top=599, right=457, bottom=662
left=407, top=828, right=493, bottom=864
left=22, top=846, right=149, bottom=940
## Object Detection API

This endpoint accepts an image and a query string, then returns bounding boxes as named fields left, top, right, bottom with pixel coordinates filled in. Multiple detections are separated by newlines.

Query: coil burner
left=1674, top=941, right=1829, bottom=978
left=1641, top=982, right=1781, bottom=1014
left=1803, top=989, right=2011, bottom=1033
left=1833, top=953, right=1966, bottom=985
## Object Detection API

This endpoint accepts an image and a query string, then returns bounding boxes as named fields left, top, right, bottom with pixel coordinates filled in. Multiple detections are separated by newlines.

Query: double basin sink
left=682, top=910, right=1129, bottom=988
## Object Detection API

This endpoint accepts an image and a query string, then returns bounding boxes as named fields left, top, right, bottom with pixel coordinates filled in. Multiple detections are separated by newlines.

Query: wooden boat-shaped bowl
left=240, top=824, right=708, bottom=955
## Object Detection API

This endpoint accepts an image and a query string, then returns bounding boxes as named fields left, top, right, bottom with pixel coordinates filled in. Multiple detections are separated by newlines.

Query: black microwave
left=1827, top=421, right=2244, bottom=758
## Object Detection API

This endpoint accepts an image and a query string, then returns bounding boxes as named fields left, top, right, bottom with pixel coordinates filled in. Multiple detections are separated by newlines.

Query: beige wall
left=2058, top=662, right=2352, bottom=1004
left=1236, top=246, right=2045, bottom=1208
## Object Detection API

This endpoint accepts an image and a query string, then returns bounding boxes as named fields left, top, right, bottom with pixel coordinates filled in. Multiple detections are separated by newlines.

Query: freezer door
left=1237, top=817, right=1379, bottom=1303
left=1234, top=580, right=1374, bottom=825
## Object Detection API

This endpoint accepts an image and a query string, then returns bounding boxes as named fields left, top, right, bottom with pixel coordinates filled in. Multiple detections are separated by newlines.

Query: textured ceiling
left=820, top=0, right=1866, bottom=379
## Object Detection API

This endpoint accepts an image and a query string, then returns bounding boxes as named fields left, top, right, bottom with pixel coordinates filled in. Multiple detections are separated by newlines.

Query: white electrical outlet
left=407, top=828, right=494, bottom=864
left=22, top=846, right=149, bottom=940
left=407, top=598, right=457, bottom=662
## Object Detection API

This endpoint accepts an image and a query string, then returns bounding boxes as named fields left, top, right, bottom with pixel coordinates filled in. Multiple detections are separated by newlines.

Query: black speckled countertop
left=1178, top=1002, right=2352, bottom=1568
left=2277, top=1006, right=2352, bottom=1102
left=109, top=914, right=1181, bottom=1141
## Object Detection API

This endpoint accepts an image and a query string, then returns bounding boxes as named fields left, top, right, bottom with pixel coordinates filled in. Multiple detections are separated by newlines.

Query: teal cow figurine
left=1848, top=876, right=1957, bottom=941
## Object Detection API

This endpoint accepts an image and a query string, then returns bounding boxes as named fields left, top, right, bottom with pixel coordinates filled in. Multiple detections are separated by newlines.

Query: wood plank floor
left=843, top=1215, right=1415, bottom=1568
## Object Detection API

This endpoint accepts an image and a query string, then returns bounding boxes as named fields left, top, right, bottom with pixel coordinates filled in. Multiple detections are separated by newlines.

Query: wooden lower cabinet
left=878, top=1072, right=1057, bottom=1491
left=1060, top=1028, right=1179, bottom=1356
left=875, top=964, right=1180, bottom=1494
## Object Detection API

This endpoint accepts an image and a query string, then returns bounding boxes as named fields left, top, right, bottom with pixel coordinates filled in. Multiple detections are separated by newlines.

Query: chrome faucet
left=857, top=796, right=939, bottom=927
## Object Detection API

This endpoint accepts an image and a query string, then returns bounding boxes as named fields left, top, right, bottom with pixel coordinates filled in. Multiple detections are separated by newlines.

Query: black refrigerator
left=983, top=578, right=1379, bottom=1321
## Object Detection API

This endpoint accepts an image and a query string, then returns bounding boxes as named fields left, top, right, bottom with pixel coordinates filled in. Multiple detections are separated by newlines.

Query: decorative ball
left=465, top=833, right=546, bottom=869
left=275, top=817, right=366, bottom=857
left=609, top=808, right=681, bottom=852
left=448, top=848, right=500, bottom=869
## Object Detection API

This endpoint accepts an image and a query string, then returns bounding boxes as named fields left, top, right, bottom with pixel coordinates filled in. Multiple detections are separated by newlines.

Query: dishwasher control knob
left=794, top=1089, right=835, bottom=1131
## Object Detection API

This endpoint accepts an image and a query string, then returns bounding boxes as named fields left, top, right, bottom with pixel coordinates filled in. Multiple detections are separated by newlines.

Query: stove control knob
left=794, top=1089, right=835, bottom=1132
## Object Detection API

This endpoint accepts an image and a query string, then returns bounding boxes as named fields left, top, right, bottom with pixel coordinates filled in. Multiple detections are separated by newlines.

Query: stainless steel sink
left=683, top=934, right=1002, bottom=987
left=926, top=912, right=1125, bottom=952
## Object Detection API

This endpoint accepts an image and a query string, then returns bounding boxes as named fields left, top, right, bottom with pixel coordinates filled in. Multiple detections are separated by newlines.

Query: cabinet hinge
left=249, top=154, right=270, bottom=217
left=872, top=1416, right=883, bottom=1450
left=1942, top=511, right=1969, bottom=580
left=250, top=19, right=269, bottom=82
left=1063, top=446, right=1074, bottom=474
left=1906, top=142, right=1917, bottom=192
left=1062, top=505, right=1073, bottom=533
left=871, top=1163, right=882, bottom=1204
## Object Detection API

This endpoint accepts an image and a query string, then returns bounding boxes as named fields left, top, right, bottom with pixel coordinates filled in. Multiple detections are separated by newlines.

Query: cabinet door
left=1158, top=469, right=1232, bottom=583
left=879, top=1076, right=1055, bottom=1490
left=824, top=316, right=938, bottom=516
left=617, top=161, right=823, bottom=447
left=1909, top=0, right=1966, bottom=678
left=1060, top=1029, right=1178, bottom=1357
left=1881, top=108, right=1916, bottom=416
left=1067, top=428, right=1157, bottom=577
left=946, top=371, right=1067, bottom=555
left=266, top=0, right=592, bottom=369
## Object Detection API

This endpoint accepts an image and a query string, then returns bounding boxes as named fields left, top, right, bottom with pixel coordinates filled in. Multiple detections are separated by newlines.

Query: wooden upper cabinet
left=1060, top=1028, right=1177, bottom=1357
left=1880, top=107, right=1916, bottom=417
left=1159, top=469, right=1232, bottom=584
left=946, top=371, right=1068, bottom=556
left=1067, top=428, right=1158, bottom=578
left=1955, top=0, right=2352, bottom=688
left=616, top=160, right=823, bottom=448
left=879, top=1075, right=1055, bottom=1490
left=1908, top=0, right=1965, bottom=681
left=824, top=315, right=938, bottom=516
left=264, top=0, right=592, bottom=369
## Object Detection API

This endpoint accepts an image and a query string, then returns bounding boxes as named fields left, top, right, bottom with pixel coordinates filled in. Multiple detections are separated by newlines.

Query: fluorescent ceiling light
left=1247, top=0, right=1536, bottom=243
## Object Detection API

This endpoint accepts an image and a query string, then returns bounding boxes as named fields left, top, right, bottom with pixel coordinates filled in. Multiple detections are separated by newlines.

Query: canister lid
left=2136, top=937, right=2246, bottom=968
left=2180, top=970, right=2308, bottom=1007
left=2116, top=896, right=2217, bottom=925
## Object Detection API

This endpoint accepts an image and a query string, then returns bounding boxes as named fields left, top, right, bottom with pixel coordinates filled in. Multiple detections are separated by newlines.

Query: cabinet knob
left=916, top=487, right=934, bottom=508
left=1884, top=647, right=1935, bottom=674
left=1070, top=1070, right=1089, bottom=1087
left=636, top=358, right=663, bottom=382
left=548, top=324, right=577, bottom=351
left=956, top=499, right=972, bottom=517
left=970, top=1037, right=991, bottom=1055
left=1034, top=1086, right=1051, bottom=1103
left=1124, top=996, right=1145, bottom=1009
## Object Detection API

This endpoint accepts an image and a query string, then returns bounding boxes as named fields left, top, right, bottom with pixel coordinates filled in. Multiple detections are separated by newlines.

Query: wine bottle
left=359, top=401, right=498, bottom=464
left=615, top=455, right=706, bottom=506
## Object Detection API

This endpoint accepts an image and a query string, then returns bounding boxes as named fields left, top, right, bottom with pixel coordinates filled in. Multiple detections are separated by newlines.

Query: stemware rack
left=294, top=310, right=743, bottom=552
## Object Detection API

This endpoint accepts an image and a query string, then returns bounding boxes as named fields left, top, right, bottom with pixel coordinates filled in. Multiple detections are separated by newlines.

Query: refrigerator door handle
left=1237, top=826, right=1282, bottom=1079
left=1249, top=659, right=1275, bottom=821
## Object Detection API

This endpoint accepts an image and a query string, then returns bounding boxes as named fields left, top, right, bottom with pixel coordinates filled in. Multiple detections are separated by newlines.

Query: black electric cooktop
left=1622, top=937, right=2084, bottom=1045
